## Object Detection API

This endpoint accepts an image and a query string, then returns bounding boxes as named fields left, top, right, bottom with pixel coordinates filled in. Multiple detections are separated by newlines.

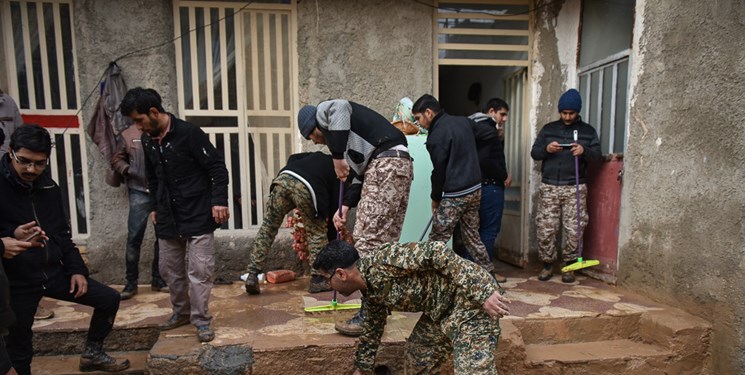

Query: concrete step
left=31, top=351, right=148, bottom=375
left=525, top=339, right=673, bottom=374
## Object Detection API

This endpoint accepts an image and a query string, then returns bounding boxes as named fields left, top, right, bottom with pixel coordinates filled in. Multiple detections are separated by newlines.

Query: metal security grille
left=1, top=0, right=90, bottom=238
left=174, top=1, right=297, bottom=231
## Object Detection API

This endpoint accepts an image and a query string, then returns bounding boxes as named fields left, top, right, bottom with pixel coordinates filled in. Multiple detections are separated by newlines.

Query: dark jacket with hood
left=530, top=118, right=601, bottom=185
left=0, top=154, right=89, bottom=289
left=0, top=248, right=14, bottom=332
left=278, top=152, right=344, bottom=219
left=142, top=115, right=229, bottom=239
left=469, top=113, right=508, bottom=186
left=425, top=112, right=482, bottom=201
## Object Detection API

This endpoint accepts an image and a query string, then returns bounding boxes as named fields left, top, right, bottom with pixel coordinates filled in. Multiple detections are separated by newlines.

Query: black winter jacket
left=0, top=155, right=89, bottom=288
left=470, top=114, right=508, bottom=185
left=530, top=118, right=601, bottom=185
left=0, top=246, right=14, bottom=331
left=426, top=112, right=482, bottom=201
left=279, top=152, right=343, bottom=219
left=143, top=115, right=229, bottom=239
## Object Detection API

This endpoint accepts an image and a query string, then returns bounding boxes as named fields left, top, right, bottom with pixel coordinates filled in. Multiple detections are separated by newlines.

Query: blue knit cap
left=297, top=105, right=318, bottom=140
left=558, top=89, right=582, bottom=112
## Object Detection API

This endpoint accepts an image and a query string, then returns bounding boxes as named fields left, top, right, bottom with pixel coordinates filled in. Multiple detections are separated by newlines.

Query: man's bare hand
left=212, top=206, right=230, bottom=224
left=431, top=200, right=440, bottom=213
left=483, top=290, right=510, bottom=318
left=334, top=159, right=350, bottom=182
left=2, top=237, right=34, bottom=259
left=150, top=211, right=157, bottom=225
left=504, top=174, right=512, bottom=188
left=70, top=274, right=88, bottom=298
left=571, top=143, right=584, bottom=156
left=546, top=141, right=562, bottom=154
left=333, top=205, right=350, bottom=232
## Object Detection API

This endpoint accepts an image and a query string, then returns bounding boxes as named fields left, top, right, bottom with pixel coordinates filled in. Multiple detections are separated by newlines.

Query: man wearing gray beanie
left=530, top=89, right=601, bottom=283
left=297, top=99, right=413, bottom=337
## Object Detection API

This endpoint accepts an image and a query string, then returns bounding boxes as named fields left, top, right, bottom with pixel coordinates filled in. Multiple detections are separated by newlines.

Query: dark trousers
left=6, top=275, right=120, bottom=375
left=126, top=188, right=162, bottom=284
left=0, top=335, right=11, bottom=375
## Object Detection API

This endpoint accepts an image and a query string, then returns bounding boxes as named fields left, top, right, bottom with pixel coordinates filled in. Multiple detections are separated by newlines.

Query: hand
left=1, top=237, right=34, bottom=259
left=333, top=159, right=350, bottom=182
left=212, top=205, right=230, bottom=224
left=546, top=141, right=562, bottom=154
left=7, top=367, right=18, bottom=375
left=498, top=126, right=505, bottom=141
left=571, top=143, right=584, bottom=156
left=482, top=290, right=511, bottom=318
left=504, top=174, right=512, bottom=188
left=70, top=274, right=88, bottom=298
left=431, top=200, right=440, bottom=213
left=333, top=206, right=350, bottom=232
left=150, top=211, right=157, bottom=225
left=14, top=221, right=45, bottom=241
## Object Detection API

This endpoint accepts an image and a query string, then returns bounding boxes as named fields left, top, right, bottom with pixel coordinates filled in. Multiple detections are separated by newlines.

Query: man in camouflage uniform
left=297, top=100, right=413, bottom=336
left=530, top=89, right=601, bottom=282
left=412, top=95, right=497, bottom=278
left=313, top=240, right=510, bottom=374
left=244, top=152, right=341, bottom=294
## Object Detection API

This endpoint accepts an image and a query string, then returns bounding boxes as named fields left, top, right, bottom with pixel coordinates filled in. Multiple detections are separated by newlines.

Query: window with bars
left=1, top=0, right=89, bottom=238
left=175, top=1, right=297, bottom=231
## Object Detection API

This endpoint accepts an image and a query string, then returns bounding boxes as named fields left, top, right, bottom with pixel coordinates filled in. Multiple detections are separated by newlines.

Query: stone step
left=525, top=339, right=673, bottom=374
left=31, top=351, right=148, bottom=375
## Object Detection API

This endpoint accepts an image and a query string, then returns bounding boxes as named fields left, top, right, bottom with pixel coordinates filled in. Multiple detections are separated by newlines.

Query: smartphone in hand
left=23, top=230, right=41, bottom=242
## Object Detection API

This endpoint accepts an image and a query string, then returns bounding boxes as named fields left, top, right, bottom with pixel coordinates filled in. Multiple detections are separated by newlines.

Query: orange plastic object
left=266, top=270, right=296, bottom=284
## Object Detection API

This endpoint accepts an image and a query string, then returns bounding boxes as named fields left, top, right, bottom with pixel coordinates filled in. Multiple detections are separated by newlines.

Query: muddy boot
left=335, top=302, right=366, bottom=337
left=119, top=283, right=138, bottom=300
left=537, top=263, right=553, bottom=281
left=244, top=273, right=260, bottom=295
left=308, top=275, right=332, bottom=293
left=151, top=277, right=169, bottom=293
left=562, top=270, right=576, bottom=283
left=79, top=340, right=130, bottom=372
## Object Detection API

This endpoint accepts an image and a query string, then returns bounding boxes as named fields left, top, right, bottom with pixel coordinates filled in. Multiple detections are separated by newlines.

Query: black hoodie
left=530, top=118, right=601, bottom=185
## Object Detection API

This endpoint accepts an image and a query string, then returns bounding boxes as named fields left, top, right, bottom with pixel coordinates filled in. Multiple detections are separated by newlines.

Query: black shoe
left=308, top=275, right=332, bottom=293
left=335, top=309, right=365, bottom=337
left=159, top=314, right=190, bottom=330
left=79, top=340, right=130, bottom=372
left=197, top=325, right=215, bottom=342
left=561, top=271, right=576, bottom=283
left=151, top=278, right=169, bottom=292
left=245, top=273, right=260, bottom=295
left=120, top=283, right=138, bottom=300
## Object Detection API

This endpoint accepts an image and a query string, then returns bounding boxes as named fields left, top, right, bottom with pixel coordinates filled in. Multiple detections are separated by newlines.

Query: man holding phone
left=530, top=89, right=601, bottom=283
left=0, top=125, right=129, bottom=374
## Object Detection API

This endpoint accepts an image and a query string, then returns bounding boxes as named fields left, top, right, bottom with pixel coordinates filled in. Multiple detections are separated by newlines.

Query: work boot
left=34, top=306, right=54, bottom=320
left=196, top=325, right=215, bottom=343
left=244, top=273, right=260, bottom=295
left=537, top=264, right=553, bottom=281
left=79, top=340, right=130, bottom=372
left=159, top=313, right=190, bottom=330
left=308, top=275, right=332, bottom=293
left=561, top=271, right=576, bottom=283
left=151, top=278, right=169, bottom=293
left=491, top=271, right=507, bottom=283
left=335, top=308, right=365, bottom=337
left=120, top=283, right=138, bottom=300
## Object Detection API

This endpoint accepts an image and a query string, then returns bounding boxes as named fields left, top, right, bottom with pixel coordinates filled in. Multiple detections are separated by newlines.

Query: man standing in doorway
left=297, top=100, right=414, bottom=336
left=530, top=89, right=601, bottom=283
left=121, top=88, right=229, bottom=343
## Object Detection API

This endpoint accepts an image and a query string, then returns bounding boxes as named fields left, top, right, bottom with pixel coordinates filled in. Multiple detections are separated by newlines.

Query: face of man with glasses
left=10, top=148, right=49, bottom=184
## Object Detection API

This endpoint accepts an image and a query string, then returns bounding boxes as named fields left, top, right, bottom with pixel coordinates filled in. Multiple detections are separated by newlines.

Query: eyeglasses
left=10, top=150, right=48, bottom=169
left=326, top=271, right=337, bottom=284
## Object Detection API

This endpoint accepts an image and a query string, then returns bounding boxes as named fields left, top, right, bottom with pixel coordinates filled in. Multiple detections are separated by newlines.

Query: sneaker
left=491, top=272, right=507, bottom=283
left=34, top=306, right=54, bottom=320
left=537, top=268, right=553, bottom=281
left=561, top=271, right=576, bottom=283
left=197, top=325, right=215, bottom=342
left=244, top=273, right=260, bottom=295
left=159, top=314, right=190, bottom=330
left=308, top=275, right=332, bottom=293
left=334, top=310, right=364, bottom=337
left=120, top=283, right=138, bottom=300
left=151, top=278, right=169, bottom=293
left=79, top=340, right=130, bottom=372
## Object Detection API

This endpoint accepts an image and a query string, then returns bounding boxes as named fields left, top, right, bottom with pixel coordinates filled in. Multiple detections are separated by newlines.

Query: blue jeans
left=125, top=189, right=162, bottom=285
left=478, top=184, right=505, bottom=261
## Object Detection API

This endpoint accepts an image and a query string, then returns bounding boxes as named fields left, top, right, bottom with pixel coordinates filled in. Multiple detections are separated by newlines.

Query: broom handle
left=573, top=130, right=583, bottom=258
left=332, top=180, right=345, bottom=303
left=420, top=216, right=433, bottom=241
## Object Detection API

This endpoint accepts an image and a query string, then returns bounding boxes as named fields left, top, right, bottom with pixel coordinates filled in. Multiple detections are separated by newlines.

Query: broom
left=304, top=180, right=362, bottom=313
left=562, top=130, right=600, bottom=273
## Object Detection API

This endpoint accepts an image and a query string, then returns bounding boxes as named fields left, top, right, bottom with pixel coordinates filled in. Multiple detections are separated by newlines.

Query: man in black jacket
left=121, top=88, right=229, bottom=343
left=412, top=95, right=497, bottom=278
left=530, top=89, right=601, bottom=283
left=0, top=125, right=129, bottom=374
left=244, top=152, right=342, bottom=295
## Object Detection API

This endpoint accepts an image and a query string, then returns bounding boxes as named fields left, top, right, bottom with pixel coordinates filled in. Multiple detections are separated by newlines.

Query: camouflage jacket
left=355, top=241, right=499, bottom=372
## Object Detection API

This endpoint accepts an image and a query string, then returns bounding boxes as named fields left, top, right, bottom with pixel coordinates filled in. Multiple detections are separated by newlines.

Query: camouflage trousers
left=536, top=182, right=589, bottom=264
left=429, top=190, right=495, bottom=272
left=354, top=156, right=413, bottom=257
left=406, top=309, right=501, bottom=374
left=247, top=173, right=327, bottom=276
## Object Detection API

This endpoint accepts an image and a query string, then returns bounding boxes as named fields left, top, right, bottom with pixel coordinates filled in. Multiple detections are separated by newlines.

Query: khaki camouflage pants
left=429, top=190, right=495, bottom=272
left=354, top=156, right=413, bottom=256
left=247, top=174, right=327, bottom=276
left=406, top=310, right=500, bottom=374
left=536, top=182, right=589, bottom=264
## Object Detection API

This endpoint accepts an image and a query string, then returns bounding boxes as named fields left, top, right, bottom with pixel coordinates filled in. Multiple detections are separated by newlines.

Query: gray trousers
left=158, top=233, right=215, bottom=326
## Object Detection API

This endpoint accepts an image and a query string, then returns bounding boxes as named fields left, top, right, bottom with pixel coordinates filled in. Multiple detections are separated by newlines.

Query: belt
left=374, top=150, right=412, bottom=160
